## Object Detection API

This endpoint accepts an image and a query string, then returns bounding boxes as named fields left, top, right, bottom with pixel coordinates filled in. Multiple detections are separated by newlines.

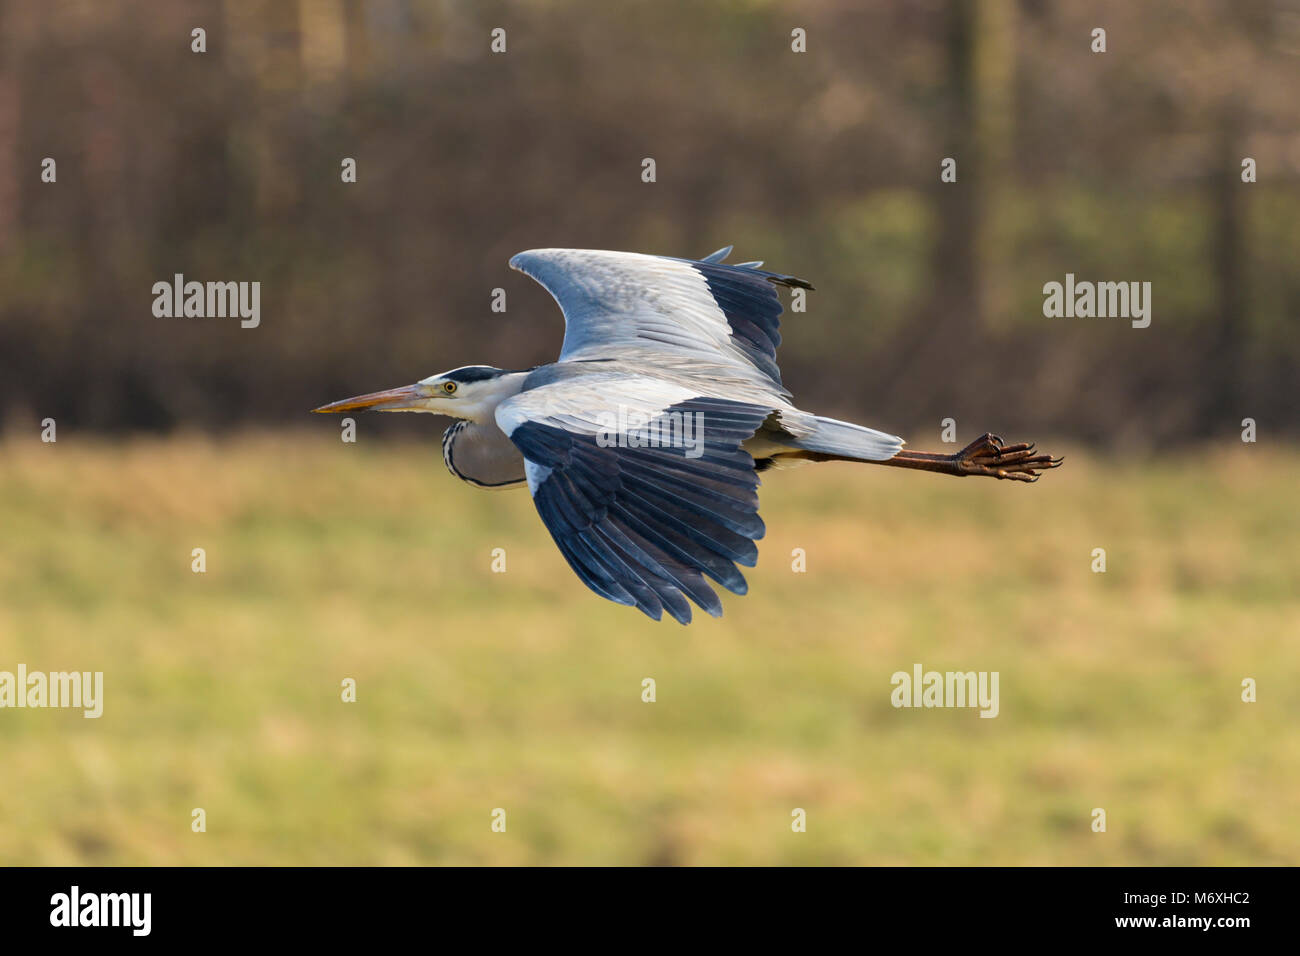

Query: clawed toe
left=954, top=434, right=1063, bottom=481
left=885, top=435, right=1062, bottom=482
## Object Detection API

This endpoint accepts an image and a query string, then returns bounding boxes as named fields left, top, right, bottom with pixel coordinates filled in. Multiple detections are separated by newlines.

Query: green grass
left=0, top=433, right=1296, bottom=865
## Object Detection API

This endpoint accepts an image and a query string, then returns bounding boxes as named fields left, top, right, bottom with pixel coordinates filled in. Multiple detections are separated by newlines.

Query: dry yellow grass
left=0, top=432, right=1296, bottom=864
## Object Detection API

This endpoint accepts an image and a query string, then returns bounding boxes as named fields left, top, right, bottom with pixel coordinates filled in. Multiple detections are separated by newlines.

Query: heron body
left=316, top=247, right=1061, bottom=623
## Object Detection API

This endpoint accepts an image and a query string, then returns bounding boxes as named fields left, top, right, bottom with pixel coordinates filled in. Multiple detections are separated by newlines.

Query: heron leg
left=882, top=433, right=1063, bottom=482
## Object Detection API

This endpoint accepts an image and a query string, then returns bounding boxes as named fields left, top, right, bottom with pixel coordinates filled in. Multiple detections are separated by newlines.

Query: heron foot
left=952, top=433, right=1063, bottom=482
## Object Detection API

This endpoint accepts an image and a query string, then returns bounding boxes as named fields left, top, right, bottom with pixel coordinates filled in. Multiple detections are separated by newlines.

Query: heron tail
left=788, top=415, right=904, bottom=463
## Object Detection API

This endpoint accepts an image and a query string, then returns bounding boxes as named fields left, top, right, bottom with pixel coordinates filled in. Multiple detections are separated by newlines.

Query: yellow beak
left=312, top=383, right=433, bottom=414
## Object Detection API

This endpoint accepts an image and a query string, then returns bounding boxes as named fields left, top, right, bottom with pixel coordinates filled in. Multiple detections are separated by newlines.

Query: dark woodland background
left=1, top=0, right=1297, bottom=446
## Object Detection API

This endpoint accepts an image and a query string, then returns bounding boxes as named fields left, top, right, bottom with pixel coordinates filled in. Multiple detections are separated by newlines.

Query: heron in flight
left=315, top=247, right=1061, bottom=623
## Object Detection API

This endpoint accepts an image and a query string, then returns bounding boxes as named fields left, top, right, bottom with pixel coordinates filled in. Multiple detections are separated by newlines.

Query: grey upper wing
left=508, top=247, right=812, bottom=396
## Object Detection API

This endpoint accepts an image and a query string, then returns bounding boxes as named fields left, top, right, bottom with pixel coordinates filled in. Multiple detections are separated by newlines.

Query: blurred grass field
left=0, top=432, right=1297, bottom=865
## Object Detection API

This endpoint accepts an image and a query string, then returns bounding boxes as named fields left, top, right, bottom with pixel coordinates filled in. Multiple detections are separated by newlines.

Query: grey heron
left=315, top=247, right=1061, bottom=623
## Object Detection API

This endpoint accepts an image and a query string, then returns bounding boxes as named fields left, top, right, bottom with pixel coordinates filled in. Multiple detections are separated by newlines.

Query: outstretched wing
left=508, top=247, right=812, bottom=396
left=496, top=374, right=771, bottom=624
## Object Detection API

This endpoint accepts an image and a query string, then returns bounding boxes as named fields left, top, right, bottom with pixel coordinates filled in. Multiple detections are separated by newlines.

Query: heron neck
left=442, top=419, right=526, bottom=488
left=454, top=370, right=531, bottom=425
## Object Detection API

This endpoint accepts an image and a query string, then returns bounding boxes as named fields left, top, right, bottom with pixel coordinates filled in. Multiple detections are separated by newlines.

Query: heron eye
left=442, top=381, right=458, bottom=394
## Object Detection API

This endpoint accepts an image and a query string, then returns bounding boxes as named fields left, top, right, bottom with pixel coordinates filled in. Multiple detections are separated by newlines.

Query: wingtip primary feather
left=768, top=273, right=815, bottom=291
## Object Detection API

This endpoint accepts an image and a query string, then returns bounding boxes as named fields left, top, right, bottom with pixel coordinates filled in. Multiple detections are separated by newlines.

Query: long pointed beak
left=312, top=383, right=433, bottom=414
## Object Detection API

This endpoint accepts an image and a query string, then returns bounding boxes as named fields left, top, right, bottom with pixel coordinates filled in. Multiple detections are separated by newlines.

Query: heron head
left=312, top=366, right=525, bottom=424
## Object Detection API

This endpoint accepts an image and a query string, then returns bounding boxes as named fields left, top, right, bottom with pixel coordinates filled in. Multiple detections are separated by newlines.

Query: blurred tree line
left=0, top=0, right=1297, bottom=447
